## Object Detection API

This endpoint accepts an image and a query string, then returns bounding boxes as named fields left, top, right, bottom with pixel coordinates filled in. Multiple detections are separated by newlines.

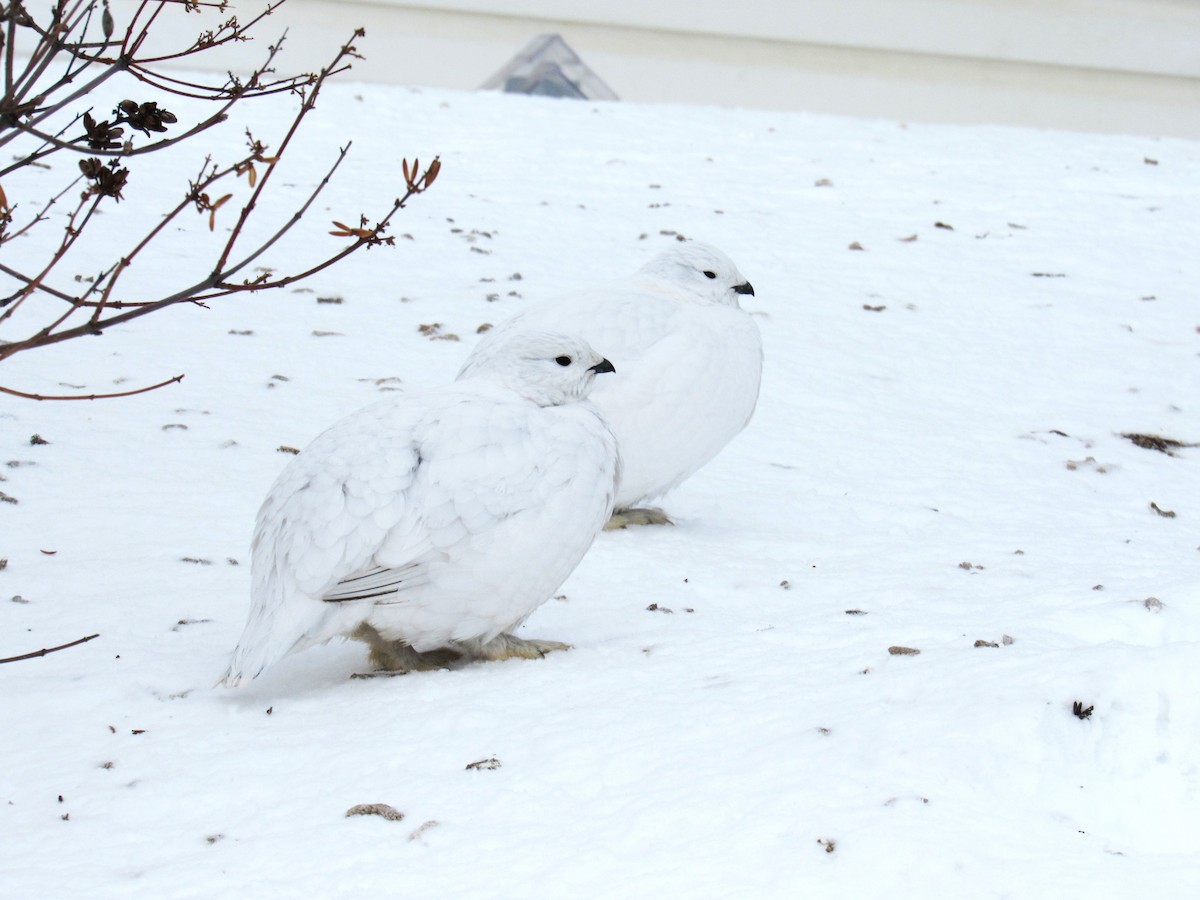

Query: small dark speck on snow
left=1150, top=501, right=1177, bottom=518
left=172, top=618, right=213, bottom=631
left=346, top=803, right=405, bottom=821
left=1122, top=432, right=1197, bottom=455
left=407, top=820, right=440, bottom=842
left=465, top=757, right=501, bottom=771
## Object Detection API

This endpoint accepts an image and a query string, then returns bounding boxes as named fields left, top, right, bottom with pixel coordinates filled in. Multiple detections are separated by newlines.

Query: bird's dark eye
left=703, top=270, right=717, bottom=279
left=555, top=355, right=572, bottom=367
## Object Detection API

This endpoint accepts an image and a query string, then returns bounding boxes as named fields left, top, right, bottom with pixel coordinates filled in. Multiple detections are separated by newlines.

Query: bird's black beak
left=590, top=358, right=616, bottom=375
left=734, top=281, right=755, bottom=296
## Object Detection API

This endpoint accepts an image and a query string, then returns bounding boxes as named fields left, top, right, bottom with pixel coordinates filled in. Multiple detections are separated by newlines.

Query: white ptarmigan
left=460, top=241, right=760, bottom=527
left=220, top=331, right=619, bottom=685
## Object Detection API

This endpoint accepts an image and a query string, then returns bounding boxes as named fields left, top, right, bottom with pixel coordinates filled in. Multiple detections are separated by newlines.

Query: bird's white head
left=457, top=330, right=616, bottom=407
left=638, top=241, right=755, bottom=307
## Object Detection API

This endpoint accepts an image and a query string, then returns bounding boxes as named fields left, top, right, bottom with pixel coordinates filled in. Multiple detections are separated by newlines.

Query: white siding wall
left=108, top=0, right=1200, bottom=137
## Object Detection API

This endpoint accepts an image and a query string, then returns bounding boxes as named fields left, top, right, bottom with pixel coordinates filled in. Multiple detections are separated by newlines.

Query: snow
left=3, top=34, right=1200, bottom=899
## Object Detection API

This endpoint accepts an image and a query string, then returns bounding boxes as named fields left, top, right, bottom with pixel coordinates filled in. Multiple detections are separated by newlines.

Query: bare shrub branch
left=0, top=1, right=438, bottom=399
left=0, top=633, right=101, bottom=664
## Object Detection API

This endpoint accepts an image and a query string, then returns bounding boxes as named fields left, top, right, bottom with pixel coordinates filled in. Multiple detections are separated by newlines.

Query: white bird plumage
left=460, top=241, right=761, bottom=524
left=220, top=331, right=619, bottom=685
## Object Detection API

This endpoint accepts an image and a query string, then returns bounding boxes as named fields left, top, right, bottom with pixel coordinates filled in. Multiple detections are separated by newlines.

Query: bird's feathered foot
left=352, top=624, right=466, bottom=673
left=456, top=633, right=572, bottom=661
left=604, top=507, right=674, bottom=530
left=351, top=625, right=569, bottom=676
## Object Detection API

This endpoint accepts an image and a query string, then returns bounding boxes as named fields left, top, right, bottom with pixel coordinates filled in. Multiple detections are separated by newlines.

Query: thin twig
left=0, top=192, right=103, bottom=333
left=3, top=107, right=234, bottom=170
left=212, top=31, right=364, bottom=274
left=0, top=634, right=101, bottom=665
left=0, top=373, right=183, bottom=400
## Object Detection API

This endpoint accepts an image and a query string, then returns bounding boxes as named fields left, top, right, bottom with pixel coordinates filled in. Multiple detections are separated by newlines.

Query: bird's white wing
left=590, top=312, right=761, bottom=503
left=222, top=396, right=434, bottom=683
left=505, top=282, right=678, bottom=356
left=352, top=390, right=616, bottom=649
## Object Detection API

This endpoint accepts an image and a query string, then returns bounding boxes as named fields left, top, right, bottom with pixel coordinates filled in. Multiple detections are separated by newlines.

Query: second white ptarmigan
left=220, top=331, right=619, bottom=685
left=461, top=241, right=761, bottom=527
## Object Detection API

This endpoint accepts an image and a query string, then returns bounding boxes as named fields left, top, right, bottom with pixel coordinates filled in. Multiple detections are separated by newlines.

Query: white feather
left=221, top=331, right=619, bottom=685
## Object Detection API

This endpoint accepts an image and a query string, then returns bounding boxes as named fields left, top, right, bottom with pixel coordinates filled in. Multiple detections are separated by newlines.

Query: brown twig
left=0, top=633, right=101, bottom=664
left=210, top=30, right=364, bottom=274
left=0, top=373, right=184, bottom=400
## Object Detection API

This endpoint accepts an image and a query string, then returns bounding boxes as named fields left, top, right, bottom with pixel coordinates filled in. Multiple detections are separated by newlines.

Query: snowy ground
left=3, top=19, right=1200, bottom=899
